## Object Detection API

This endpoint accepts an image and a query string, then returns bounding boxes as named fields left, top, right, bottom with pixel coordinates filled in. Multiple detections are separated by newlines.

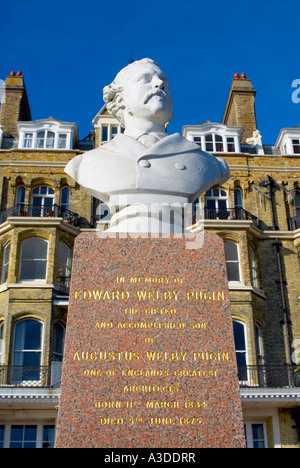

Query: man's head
left=103, top=58, right=174, bottom=129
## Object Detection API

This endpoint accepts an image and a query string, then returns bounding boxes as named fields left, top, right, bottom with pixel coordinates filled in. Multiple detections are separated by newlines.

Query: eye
left=137, top=74, right=151, bottom=83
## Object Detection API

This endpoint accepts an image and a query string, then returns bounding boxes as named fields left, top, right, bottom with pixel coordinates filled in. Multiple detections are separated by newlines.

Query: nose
left=153, top=76, right=164, bottom=90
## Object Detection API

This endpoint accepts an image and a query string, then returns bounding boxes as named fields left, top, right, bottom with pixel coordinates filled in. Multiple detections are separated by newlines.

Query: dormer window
left=292, top=139, right=300, bottom=154
left=276, top=128, right=300, bottom=155
left=182, top=123, right=242, bottom=154
left=17, top=119, right=78, bottom=150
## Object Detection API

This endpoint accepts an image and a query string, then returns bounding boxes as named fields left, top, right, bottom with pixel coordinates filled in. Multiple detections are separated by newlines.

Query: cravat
left=138, top=133, right=160, bottom=148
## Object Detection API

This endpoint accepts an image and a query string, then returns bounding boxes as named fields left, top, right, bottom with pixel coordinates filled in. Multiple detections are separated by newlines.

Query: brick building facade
left=0, top=70, right=299, bottom=448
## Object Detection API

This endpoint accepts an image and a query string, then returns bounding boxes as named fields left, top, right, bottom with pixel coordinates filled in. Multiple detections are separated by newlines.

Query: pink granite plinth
left=55, top=233, right=245, bottom=448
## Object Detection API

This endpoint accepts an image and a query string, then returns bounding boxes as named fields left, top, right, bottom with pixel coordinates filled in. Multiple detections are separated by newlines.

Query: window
left=31, top=186, right=55, bottom=217
left=205, top=189, right=228, bottom=219
left=233, top=320, right=248, bottom=383
left=19, top=238, right=48, bottom=281
left=234, top=188, right=243, bottom=208
left=215, top=134, right=223, bottom=152
left=12, top=319, right=43, bottom=383
left=193, top=136, right=201, bottom=148
left=1, top=242, right=10, bottom=284
left=57, top=242, right=71, bottom=280
left=60, top=186, right=70, bottom=212
left=244, top=423, right=267, bottom=448
left=58, top=134, right=67, bottom=149
left=0, top=425, right=4, bottom=448
left=100, top=124, right=124, bottom=144
left=36, top=130, right=55, bottom=149
left=0, top=424, right=55, bottom=448
left=224, top=241, right=241, bottom=282
left=101, top=125, right=108, bottom=142
left=111, top=126, right=118, bottom=139
left=16, top=185, right=26, bottom=211
left=0, top=322, right=3, bottom=364
left=205, top=134, right=213, bottom=152
left=292, top=139, right=300, bottom=154
left=249, top=246, right=258, bottom=288
left=24, top=133, right=33, bottom=148
left=255, top=323, right=264, bottom=367
left=53, top=323, right=65, bottom=362
left=202, top=134, right=236, bottom=153
left=10, top=425, right=37, bottom=448
left=295, top=190, right=300, bottom=217
left=234, top=188, right=243, bottom=219
left=36, top=131, right=45, bottom=148
left=227, top=137, right=235, bottom=152
left=43, top=425, right=56, bottom=448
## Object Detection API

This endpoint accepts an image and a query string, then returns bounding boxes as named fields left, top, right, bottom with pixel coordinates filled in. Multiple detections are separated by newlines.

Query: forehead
left=126, top=63, right=168, bottom=82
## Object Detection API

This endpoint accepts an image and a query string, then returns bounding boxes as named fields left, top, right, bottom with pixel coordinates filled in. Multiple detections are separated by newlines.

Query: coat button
left=175, top=163, right=186, bottom=170
left=139, top=159, right=151, bottom=168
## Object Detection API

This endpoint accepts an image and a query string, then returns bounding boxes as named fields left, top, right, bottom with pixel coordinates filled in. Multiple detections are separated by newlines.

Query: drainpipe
left=265, top=176, right=292, bottom=365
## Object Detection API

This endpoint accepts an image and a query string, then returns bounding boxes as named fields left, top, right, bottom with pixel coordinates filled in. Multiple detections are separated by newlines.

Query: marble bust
left=65, top=58, right=230, bottom=232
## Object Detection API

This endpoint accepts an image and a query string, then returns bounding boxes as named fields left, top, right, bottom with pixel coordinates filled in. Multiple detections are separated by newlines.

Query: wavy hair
left=103, top=58, right=159, bottom=127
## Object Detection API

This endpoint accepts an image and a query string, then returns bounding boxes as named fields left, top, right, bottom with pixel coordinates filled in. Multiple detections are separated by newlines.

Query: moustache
left=144, top=89, right=167, bottom=104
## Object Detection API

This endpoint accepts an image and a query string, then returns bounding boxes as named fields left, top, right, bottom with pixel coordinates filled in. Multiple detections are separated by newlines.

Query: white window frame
left=100, top=123, right=123, bottom=144
left=31, top=186, right=55, bottom=217
left=244, top=421, right=268, bottom=448
left=249, top=246, right=258, bottom=288
left=224, top=241, right=241, bottom=283
left=206, top=188, right=228, bottom=211
left=57, top=242, right=72, bottom=290
left=292, top=138, right=300, bottom=155
left=0, top=423, right=56, bottom=448
left=1, top=242, right=11, bottom=284
left=12, top=319, right=44, bottom=385
left=18, top=238, right=49, bottom=283
left=255, top=323, right=264, bottom=367
left=233, top=319, right=249, bottom=385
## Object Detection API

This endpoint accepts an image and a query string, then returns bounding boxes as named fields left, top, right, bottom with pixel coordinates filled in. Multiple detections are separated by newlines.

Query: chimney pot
left=10, top=71, right=16, bottom=77
left=241, top=73, right=247, bottom=79
left=16, top=71, right=22, bottom=77
left=234, top=73, right=240, bottom=79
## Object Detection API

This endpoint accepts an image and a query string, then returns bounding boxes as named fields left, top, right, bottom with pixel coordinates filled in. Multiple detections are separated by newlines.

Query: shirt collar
left=124, top=127, right=168, bottom=141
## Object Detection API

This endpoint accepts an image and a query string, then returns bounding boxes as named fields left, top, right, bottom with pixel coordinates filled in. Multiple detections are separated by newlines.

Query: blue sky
left=0, top=0, right=299, bottom=144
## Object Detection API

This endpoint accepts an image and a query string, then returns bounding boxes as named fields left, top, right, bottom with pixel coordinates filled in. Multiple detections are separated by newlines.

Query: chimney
left=222, top=73, right=257, bottom=143
left=0, top=71, right=31, bottom=139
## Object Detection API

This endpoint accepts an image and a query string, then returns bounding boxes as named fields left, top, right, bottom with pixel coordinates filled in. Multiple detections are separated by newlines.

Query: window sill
left=0, top=282, right=54, bottom=292
left=228, top=283, right=267, bottom=298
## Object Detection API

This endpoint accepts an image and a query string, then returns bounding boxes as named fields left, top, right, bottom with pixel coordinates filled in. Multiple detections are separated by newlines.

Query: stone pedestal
left=55, top=232, right=245, bottom=448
